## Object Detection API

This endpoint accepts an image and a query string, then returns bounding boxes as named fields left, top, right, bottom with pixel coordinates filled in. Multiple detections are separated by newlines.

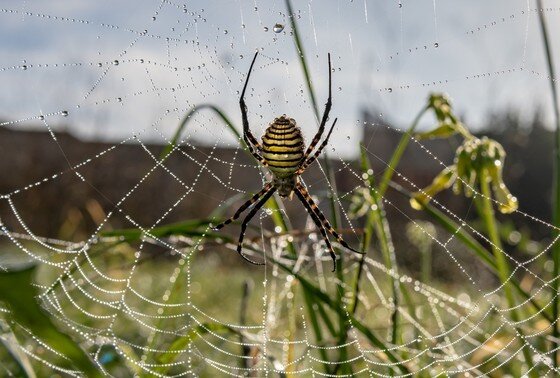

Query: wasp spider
left=213, top=52, right=361, bottom=271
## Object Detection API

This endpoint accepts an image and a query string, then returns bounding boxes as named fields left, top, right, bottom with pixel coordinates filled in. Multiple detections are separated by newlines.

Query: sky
left=0, top=0, right=559, bottom=157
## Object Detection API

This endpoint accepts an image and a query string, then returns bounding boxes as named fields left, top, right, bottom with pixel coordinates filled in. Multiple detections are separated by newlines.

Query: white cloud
left=0, top=0, right=558, bottom=157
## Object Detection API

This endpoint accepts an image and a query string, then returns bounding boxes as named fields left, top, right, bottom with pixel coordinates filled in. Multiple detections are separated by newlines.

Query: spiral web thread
left=1, top=1, right=560, bottom=376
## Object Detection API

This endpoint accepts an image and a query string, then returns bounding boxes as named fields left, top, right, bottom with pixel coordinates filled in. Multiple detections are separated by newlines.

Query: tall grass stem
left=536, top=1, right=560, bottom=367
left=478, top=170, right=536, bottom=375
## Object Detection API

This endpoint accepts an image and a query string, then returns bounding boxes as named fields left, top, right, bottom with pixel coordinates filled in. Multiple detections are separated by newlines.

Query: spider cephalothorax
left=213, top=52, right=362, bottom=271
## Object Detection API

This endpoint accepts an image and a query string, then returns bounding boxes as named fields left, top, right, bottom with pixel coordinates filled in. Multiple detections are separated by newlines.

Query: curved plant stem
left=378, top=106, right=429, bottom=197
left=389, top=180, right=553, bottom=323
left=478, top=170, right=536, bottom=376
left=159, top=104, right=241, bottom=160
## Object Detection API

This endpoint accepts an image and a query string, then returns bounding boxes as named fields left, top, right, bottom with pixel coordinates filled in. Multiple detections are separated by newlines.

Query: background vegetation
left=1, top=1, right=559, bottom=376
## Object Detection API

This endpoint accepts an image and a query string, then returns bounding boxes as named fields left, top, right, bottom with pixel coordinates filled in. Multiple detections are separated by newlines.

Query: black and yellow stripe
left=213, top=183, right=273, bottom=230
left=296, top=182, right=361, bottom=254
left=261, top=115, right=304, bottom=177
left=294, top=184, right=337, bottom=271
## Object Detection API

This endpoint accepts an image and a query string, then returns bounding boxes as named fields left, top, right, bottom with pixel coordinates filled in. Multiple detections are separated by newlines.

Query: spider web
left=1, top=0, right=560, bottom=376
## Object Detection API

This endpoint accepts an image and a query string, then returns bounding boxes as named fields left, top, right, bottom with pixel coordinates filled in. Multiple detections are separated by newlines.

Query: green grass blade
left=0, top=265, right=102, bottom=377
left=360, top=145, right=402, bottom=348
left=301, top=290, right=332, bottom=373
left=349, top=147, right=375, bottom=315
left=285, top=0, right=350, bottom=370
left=101, top=219, right=218, bottom=242
left=378, top=106, right=428, bottom=197
left=0, top=322, right=37, bottom=378
left=285, top=0, right=319, bottom=121
left=284, top=0, right=341, bottom=260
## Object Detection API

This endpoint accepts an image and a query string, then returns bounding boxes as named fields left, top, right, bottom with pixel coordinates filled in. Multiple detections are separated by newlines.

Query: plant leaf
left=0, top=265, right=102, bottom=377
left=415, top=122, right=457, bottom=140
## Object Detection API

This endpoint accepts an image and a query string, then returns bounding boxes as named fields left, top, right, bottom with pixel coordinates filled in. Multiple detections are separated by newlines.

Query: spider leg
left=294, top=186, right=337, bottom=272
left=240, top=51, right=267, bottom=166
left=236, top=186, right=277, bottom=265
left=297, top=118, right=337, bottom=174
left=296, top=182, right=363, bottom=255
left=213, top=183, right=273, bottom=230
left=301, top=53, right=332, bottom=162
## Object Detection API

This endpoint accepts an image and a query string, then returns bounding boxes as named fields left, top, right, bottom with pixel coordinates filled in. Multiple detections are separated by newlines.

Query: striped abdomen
left=261, top=115, right=304, bottom=178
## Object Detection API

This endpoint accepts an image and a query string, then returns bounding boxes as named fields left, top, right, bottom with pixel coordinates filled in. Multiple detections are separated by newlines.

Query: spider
left=213, top=52, right=362, bottom=271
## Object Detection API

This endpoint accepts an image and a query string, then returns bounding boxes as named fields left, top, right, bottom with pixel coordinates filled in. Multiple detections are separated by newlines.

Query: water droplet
left=152, top=16, right=156, bottom=21
left=398, top=3, right=403, bottom=8
left=21, top=65, right=28, bottom=70
left=117, top=97, right=122, bottom=102
left=223, top=30, right=228, bottom=34
left=139, top=58, right=144, bottom=63
left=38, top=115, right=45, bottom=120
left=61, top=110, right=69, bottom=117
left=263, top=26, right=269, bottom=32
left=97, top=62, right=102, bottom=67
left=347, top=136, right=351, bottom=140
left=239, top=55, right=243, bottom=59
left=112, top=60, right=119, bottom=66
left=273, top=23, right=284, bottom=33
left=388, top=88, right=393, bottom=93
left=434, top=42, right=439, bottom=48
